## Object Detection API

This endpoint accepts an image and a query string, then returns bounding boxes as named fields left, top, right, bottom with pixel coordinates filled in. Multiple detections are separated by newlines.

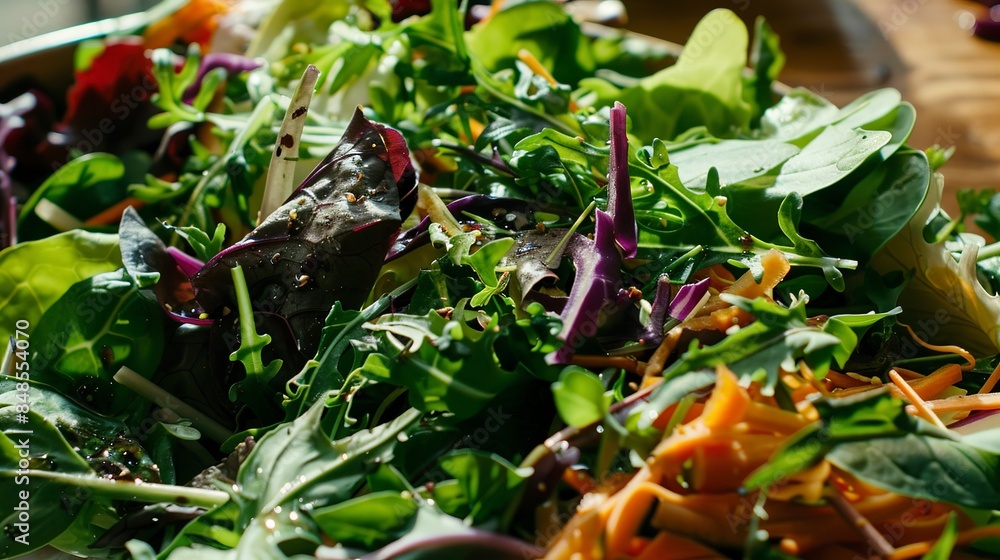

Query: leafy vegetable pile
left=7, top=0, right=1000, bottom=558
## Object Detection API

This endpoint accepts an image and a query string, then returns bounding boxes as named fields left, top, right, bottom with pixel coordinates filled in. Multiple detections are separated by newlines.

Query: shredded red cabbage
left=607, top=101, right=636, bottom=258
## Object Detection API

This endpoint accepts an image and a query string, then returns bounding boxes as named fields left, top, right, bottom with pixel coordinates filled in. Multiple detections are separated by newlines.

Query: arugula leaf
left=662, top=295, right=898, bottom=393
left=359, top=302, right=560, bottom=419
left=227, top=264, right=283, bottom=423
left=244, top=407, right=420, bottom=519
left=162, top=222, right=227, bottom=262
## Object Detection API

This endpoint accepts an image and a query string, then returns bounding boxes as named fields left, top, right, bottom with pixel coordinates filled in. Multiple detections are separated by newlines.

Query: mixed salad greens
left=6, top=0, right=1000, bottom=558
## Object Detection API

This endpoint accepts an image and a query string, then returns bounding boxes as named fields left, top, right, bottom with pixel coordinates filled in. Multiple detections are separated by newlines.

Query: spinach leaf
left=0, top=230, right=121, bottom=345
left=808, top=148, right=930, bottom=260
left=579, top=8, right=751, bottom=142
left=552, top=366, right=611, bottom=428
left=466, top=0, right=594, bottom=85
left=0, top=408, right=108, bottom=558
left=746, top=392, right=1000, bottom=510
left=29, top=268, right=164, bottom=415
left=432, top=450, right=529, bottom=527
left=16, top=154, right=128, bottom=241
left=308, top=490, right=418, bottom=549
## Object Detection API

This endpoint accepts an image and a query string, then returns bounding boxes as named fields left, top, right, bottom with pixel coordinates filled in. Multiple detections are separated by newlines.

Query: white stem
left=258, top=64, right=321, bottom=222
left=113, top=366, right=233, bottom=444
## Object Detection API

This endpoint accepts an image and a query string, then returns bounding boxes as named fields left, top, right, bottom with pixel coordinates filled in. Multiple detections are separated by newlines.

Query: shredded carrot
left=700, top=249, right=790, bottom=314
left=682, top=305, right=754, bottom=333
left=692, top=263, right=735, bottom=292
left=699, top=366, right=750, bottom=429
left=568, top=354, right=639, bottom=374
left=890, top=369, right=947, bottom=429
left=634, top=531, right=728, bottom=560
left=900, top=322, right=976, bottom=370
left=826, top=370, right=868, bottom=389
left=833, top=363, right=963, bottom=400
left=909, top=391, right=1000, bottom=414
left=887, top=524, right=1000, bottom=559
left=641, top=327, right=683, bottom=378
left=83, top=196, right=146, bottom=227
left=742, top=399, right=810, bottom=434
left=484, top=0, right=506, bottom=22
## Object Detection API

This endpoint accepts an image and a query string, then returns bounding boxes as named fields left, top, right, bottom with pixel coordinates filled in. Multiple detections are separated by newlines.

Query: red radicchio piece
left=43, top=39, right=161, bottom=164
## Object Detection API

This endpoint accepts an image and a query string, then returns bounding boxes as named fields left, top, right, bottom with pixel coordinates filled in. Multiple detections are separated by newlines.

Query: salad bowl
left=4, top=1, right=1000, bottom=559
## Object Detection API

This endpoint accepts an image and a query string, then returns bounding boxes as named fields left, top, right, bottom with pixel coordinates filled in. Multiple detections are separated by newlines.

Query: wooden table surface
left=622, top=0, right=1000, bottom=219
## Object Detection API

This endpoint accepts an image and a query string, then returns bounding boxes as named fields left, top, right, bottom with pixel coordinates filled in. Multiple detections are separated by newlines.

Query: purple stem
left=166, top=246, right=205, bottom=277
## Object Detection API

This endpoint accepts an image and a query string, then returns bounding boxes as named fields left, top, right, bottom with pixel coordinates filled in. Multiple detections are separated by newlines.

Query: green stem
left=21, top=471, right=229, bottom=508
left=114, top=366, right=234, bottom=444
left=544, top=200, right=596, bottom=268
left=230, top=264, right=264, bottom=374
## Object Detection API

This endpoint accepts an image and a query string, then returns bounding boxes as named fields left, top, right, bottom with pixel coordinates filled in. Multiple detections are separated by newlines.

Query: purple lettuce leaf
left=0, top=93, right=36, bottom=248
left=191, top=108, right=416, bottom=386
left=118, top=206, right=212, bottom=326
left=181, top=52, right=263, bottom=105
left=607, top=101, right=636, bottom=258
left=548, top=209, right=626, bottom=364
